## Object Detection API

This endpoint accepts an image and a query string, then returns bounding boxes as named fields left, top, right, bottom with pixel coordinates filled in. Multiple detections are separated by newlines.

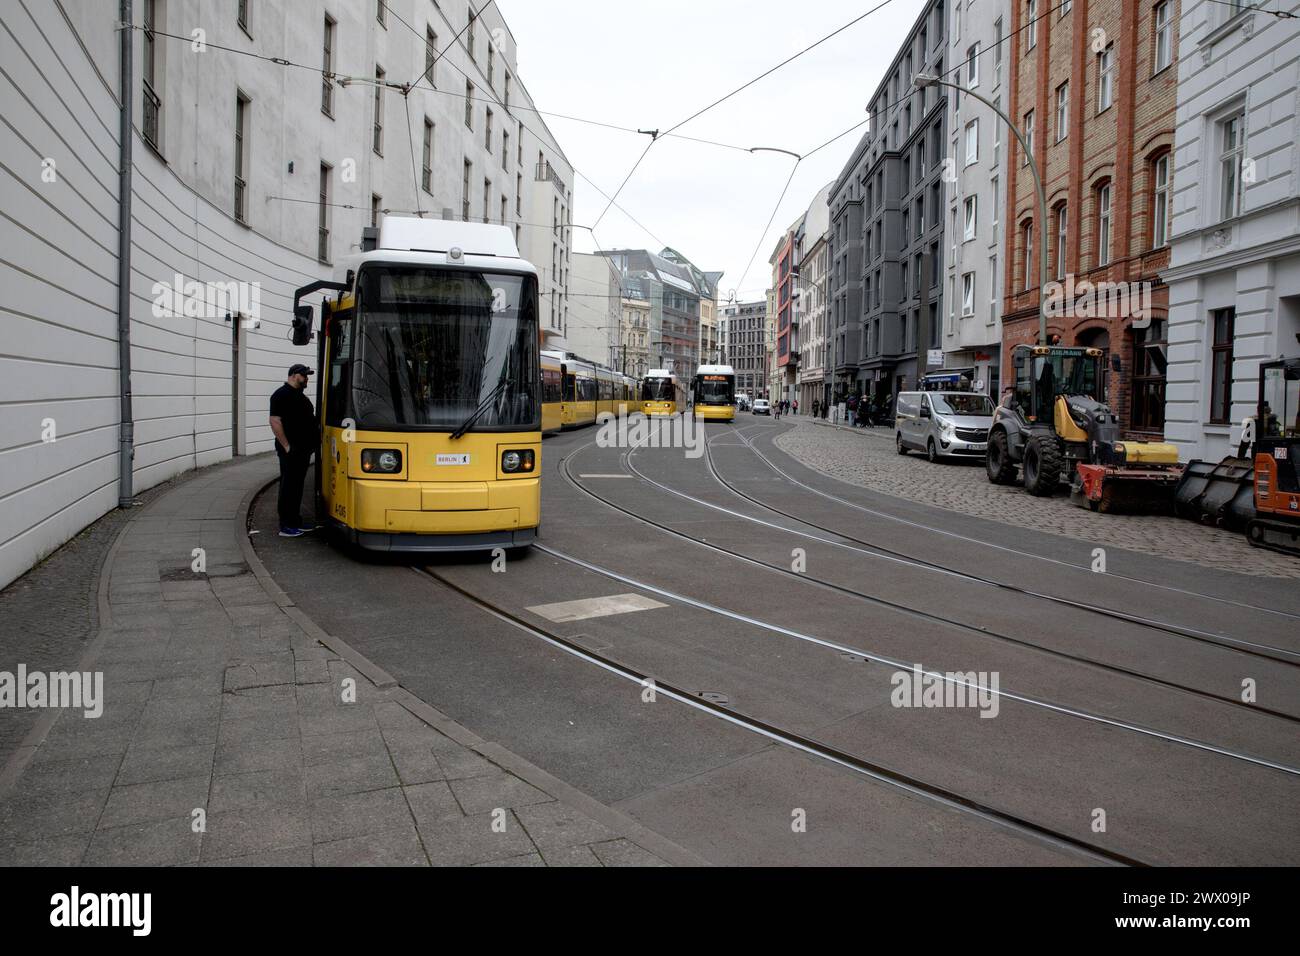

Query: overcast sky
left=494, top=0, right=927, bottom=302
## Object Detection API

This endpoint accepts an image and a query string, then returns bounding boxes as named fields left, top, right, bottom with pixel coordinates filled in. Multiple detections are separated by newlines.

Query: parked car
left=895, top=390, right=995, bottom=462
left=752, top=399, right=771, bottom=416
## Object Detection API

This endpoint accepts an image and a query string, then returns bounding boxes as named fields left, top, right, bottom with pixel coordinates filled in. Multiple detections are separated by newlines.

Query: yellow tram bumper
left=644, top=401, right=676, bottom=417
left=694, top=404, right=735, bottom=422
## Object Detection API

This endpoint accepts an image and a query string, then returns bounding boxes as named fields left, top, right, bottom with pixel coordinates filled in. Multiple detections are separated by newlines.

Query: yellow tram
left=692, top=364, right=737, bottom=422
left=542, top=352, right=639, bottom=429
left=642, top=369, right=684, bottom=417
left=291, top=217, right=540, bottom=553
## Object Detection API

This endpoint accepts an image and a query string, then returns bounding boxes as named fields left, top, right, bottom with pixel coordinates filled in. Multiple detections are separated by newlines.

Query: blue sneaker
left=278, top=527, right=306, bottom=537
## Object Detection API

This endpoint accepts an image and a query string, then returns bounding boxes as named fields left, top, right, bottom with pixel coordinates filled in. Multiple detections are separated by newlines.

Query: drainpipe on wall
left=116, top=0, right=135, bottom=508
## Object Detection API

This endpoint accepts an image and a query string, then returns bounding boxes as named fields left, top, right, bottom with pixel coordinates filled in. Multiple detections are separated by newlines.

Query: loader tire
left=1023, top=435, right=1062, bottom=496
left=986, top=430, right=1017, bottom=485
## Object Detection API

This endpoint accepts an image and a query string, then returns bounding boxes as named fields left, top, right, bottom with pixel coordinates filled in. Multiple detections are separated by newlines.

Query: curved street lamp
left=915, top=73, right=1049, bottom=346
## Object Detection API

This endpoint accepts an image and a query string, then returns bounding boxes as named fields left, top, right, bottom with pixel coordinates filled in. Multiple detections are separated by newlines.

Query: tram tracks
left=412, top=562, right=1141, bottom=867
left=553, top=442, right=1300, bottom=775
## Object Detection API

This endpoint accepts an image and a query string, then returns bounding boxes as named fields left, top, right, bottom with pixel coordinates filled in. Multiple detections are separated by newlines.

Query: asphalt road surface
left=252, top=416, right=1300, bottom=866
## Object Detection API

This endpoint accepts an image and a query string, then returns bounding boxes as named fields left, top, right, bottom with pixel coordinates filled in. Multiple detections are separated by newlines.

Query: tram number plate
left=435, top=454, right=471, bottom=466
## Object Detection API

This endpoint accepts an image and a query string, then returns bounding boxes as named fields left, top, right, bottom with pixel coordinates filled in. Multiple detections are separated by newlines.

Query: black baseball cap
left=288, top=364, right=314, bottom=376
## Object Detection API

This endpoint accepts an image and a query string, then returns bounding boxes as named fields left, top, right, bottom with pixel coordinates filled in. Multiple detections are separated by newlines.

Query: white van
left=895, top=391, right=995, bottom=462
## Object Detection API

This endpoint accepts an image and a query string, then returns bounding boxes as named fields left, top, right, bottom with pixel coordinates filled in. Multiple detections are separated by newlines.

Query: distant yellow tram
left=692, top=364, right=736, bottom=422
left=291, top=217, right=541, bottom=553
left=642, top=369, right=684, bottom=417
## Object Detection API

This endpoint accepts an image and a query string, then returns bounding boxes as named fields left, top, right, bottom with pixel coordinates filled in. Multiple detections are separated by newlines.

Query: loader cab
left=1246, top=358, right=1300, bottom=553
left=1012, top=346, right=1103, bottom=415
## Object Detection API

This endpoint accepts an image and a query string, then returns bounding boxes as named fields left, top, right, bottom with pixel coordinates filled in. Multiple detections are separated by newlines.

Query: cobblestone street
left=775, top=419, right=1300, bottom=580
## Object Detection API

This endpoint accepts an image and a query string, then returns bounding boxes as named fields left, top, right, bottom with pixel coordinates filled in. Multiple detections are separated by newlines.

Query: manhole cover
left=697, top=691, right=730, bottom=705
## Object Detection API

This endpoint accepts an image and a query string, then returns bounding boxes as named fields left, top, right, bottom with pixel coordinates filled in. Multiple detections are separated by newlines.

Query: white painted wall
left=566, top=252, right=619, bottom=366
left=0, top=0, right=573, bottom=589
left=1163, top=1, right=1300, bottom=462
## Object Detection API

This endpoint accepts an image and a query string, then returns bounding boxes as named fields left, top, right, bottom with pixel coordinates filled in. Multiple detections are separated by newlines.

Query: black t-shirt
left=270, top=383, right=317, bottom=452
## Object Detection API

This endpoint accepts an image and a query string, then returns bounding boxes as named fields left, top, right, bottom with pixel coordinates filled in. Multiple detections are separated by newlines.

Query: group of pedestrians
left=772, top=398, right=798, bottom=420
left=838, top=392, right=892, bottom=428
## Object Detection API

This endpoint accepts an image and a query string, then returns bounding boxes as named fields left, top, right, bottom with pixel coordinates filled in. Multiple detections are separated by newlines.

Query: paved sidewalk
left=782, top=417, right=1298, bottom=579
left=0, top=456, right=677, bottom=866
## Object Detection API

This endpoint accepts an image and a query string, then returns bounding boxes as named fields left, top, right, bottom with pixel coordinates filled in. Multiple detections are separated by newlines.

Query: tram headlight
left=501, top=449, right=535, bottom=474
left=361, top=448, right=403, bottom=474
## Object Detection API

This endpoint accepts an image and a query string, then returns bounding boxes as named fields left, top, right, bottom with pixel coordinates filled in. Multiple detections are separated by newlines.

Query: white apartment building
left=1163, top=1, right=1300, bottom=462
left=795, top=183, right=834, bottom=412
left=621, top=292, right=652, bottom=379
left=0, top=0, right=573, bottom=589
left=942, top=0, right=1008, bottom=397
left=567, top=252, right=621, bottom=367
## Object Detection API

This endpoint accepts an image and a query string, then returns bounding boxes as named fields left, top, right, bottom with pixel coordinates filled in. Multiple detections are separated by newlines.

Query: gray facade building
left=721, top=300, right=769, bottom=398
left=830, top=0, right=948, bottom=405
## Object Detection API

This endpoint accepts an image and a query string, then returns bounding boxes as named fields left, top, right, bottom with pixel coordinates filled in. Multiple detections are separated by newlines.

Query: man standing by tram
left=269, top=364, right=319, bottom=537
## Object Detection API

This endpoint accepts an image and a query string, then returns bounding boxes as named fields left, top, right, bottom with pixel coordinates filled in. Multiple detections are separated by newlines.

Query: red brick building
left=1002, top=0, right=1179, bottom=437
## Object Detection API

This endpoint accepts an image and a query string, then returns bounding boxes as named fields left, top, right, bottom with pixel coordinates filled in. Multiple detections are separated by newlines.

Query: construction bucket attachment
left=1173, top=457, right=1256, bottom=529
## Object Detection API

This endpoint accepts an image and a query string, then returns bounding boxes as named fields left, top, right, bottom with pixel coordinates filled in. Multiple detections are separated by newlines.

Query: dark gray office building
left=829, top=0, right=948, bottom=406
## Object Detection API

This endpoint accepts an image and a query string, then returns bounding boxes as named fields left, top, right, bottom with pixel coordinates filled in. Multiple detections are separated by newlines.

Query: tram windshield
left=642, top=377, right=675, bottom=401
left=345, top=266, right=539, bottom=430
left=695, top=375, right=735, bottom=405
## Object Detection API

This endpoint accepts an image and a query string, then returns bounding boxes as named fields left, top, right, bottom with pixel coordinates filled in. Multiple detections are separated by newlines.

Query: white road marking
left=577, top=474, right=631, bottom=478
left=526, top=593, right=667, bottom=622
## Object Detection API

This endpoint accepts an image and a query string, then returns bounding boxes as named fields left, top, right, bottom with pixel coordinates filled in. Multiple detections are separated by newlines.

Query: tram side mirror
left=291, top=305, right=313, bottom=346
left=1111, top=355, right=1122, bottom=373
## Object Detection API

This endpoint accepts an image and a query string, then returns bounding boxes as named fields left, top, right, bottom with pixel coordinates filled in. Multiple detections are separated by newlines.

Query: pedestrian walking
left=812, top=398, right=820, bottom=419
left=269, top=363, right=319, bottom=537
left=793, top=399, right=799, bottom=416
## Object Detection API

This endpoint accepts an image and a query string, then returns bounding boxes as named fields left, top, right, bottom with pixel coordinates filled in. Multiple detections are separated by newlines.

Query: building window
left=485, top=107, right=493, bottom=151
left=372, top=66, right=384, bottom=155
left=318, top=163, right=330, bottom=263
left=1098, top=44, right=1115, bottom=112
left=488, top=42, right=495, bottom=88
left=502, top=129, right=509, bottom=170
left=1055, top=82, right=1069, bottom=141
left=1061, top=0, right=1072, bottom=12
left=465, top=81, right=474, bottom=129
left=321, top=15, right=334, bottom=116
left=1023, top=110, right=1034, bottom=164
left=516, top=174, right=522, bottom=215
left=963, top=195, right=977, bottom=240
left=1219, top=110, right=1246, bottom=221
left=422, top=119, right=434, bottom=193
left=962, top=272, right=975, bottom=316
left=238, top=0, right=250, bottom=33
left=234, top=92, right=249, bottom=223
left=371, top=193, right=381, bottom=228
left=966, top=44, right=979, bottom=87
left=1096, top=183, right=1112, bottom=267
left=501, top=195, right=508, bottom=226
left=376, top=0, right=386, bottom=27
left=1152, top=153, right=1170, bottom=247
left=505, top=73, right=511, bottom=112
left=1023, top=221, right=1034, bottom=290
left=424, top=28, right=438, bottom=86
left=1131, top=319, right=1167, bottom=430
left=142, top=0, right=161, bottom=148
left=1054, top=203, right=1067, bottom=278
left=1027, top=0, right=1037, bottom=49
left=1210, top=308, right=1235, bottom=424
left=965, top=119, right=978, bottom=165
left=462, top=160, right=472, bottom=221
left=994, top=18, right=1003, bottom=74
left=1153, top=1, right=1172, bottom=73
left=483, top=179, right=491, bottom=224
left=467, top=5, right=476, bottom=61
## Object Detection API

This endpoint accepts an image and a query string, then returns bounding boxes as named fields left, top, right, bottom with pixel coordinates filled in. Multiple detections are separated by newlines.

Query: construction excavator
left=986, top=344, right=1183, bottom=512
left=1176, top=357, right=1300, bottom=556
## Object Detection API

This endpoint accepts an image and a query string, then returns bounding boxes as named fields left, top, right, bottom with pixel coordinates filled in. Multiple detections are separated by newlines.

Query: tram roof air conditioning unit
left=377, top=216, right=521, bottom=260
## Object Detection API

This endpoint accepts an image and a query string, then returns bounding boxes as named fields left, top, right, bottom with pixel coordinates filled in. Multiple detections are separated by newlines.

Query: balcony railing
left=534, top=161, right=565, bottom=193
left=317, top=226, right=330, bottom=264
left=234, top=176, right=246, bottom=223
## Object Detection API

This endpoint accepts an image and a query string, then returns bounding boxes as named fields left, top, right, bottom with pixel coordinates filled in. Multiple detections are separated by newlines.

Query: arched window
left=1094, top=181, right=1113, bottom=267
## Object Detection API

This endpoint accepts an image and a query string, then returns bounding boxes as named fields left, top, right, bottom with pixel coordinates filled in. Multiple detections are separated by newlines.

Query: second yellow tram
left=642, top=369, right=685, bottom=417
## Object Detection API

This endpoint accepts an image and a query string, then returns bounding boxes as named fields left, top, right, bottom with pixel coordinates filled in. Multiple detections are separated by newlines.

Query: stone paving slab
left=783, top=418, right=1300, bottom=579
left=0, top=455, right=681, bottom=866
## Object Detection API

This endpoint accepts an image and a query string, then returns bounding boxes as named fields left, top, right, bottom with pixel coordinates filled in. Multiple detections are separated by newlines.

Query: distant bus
left=692, top=364, right=736, bottom=422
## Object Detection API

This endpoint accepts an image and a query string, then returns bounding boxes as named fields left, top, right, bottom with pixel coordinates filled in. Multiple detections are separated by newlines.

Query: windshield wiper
left=450, top=378, right=509, bottom=440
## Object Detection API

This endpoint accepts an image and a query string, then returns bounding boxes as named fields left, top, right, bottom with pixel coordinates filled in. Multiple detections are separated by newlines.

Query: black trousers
left=276, top=447, right=311, bottom=529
